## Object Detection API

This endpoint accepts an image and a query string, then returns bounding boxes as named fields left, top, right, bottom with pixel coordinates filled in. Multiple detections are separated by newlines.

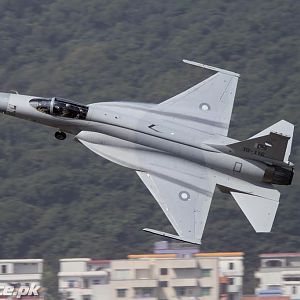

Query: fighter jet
left=0, top=60, right=294, bottom=244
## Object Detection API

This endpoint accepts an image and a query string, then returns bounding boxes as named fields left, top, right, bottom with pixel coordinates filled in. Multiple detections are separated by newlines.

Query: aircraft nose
left=0, top=92, right=9, bottom=113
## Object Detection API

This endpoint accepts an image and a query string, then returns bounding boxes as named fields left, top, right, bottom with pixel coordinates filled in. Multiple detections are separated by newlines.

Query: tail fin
left=228, top=120, right=294, bottom=164
left=249, top=120, right=294, bottom=163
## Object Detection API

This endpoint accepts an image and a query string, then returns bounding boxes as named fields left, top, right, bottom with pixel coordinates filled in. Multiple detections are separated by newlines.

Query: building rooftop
left=60, top=258, right=91, bottom=262
left=242, top=297, right=290, bottom=300
left=195, top=252, right=244, bottom=257
left=88, top=260, right=110, bottom=264
left=259, top=253, right=300, bottom=258
left=127, top=254, right=177, bottom=259
left=127, top=252, right=244, bottom=259
left=0, top=259, right=43, bottom=263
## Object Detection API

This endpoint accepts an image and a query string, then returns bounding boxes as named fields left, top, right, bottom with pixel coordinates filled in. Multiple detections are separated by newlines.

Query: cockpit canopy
left=30, top=97, right=89, bottom=120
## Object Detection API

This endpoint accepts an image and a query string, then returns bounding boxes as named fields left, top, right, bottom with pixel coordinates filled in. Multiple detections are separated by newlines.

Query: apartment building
left=255, top=253, right=300, bottom=299
left=58, top=258, right=110, bottom=300
left=110, top=253, right=219, bottom=300
left=0, top=259, right=43, bottom=299
left=58, top=241, right=244, bottom=300
left=195, top=252, right=244, bottom=300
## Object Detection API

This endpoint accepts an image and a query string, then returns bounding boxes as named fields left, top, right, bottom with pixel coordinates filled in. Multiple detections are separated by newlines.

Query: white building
left=0, top=258, right=43, bottom=299
left=110, top=253, right=219, bottom=299
left=255, top=253, right=300, bottom=299
left=58, top=258, right=110, bottom=300
left=58, top=246, right=244, bottom=300
left=195, top=252, right=244, bottom=300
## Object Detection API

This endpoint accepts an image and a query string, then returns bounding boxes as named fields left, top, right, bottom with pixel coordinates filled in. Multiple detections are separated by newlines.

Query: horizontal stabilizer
left=231, top=192, right=280, bottom=232
left=143, top=228, right=201, bottom=245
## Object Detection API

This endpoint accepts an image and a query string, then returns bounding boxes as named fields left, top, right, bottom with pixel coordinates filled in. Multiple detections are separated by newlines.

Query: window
left=228, top=294, right=235, bottom=300
left=159, top=281, right=168, bottom=288
left=87, top=264, right=93, bottom=271
left=229, top=278, right=235, bottom=285
left=176, top=287, right=185, bottom=296
left=284, top=277, right=300, bottom=281
left=220, top=283, right=227, bottom=294
left=29, top=97, right=89, bottom=120
left=175, top=287, right=194, bottom=297
left=233, top=162, right=242, bottom=173
left=136, top=269, right=150, bottom=279
left=68, top=280, right=76, bottom=288
left=186, top=288, right=194, bottom=296
left=135, top=288, right=154, bottom=297
left=201, top=269, right=211, bottom=277
left=255, top=278, right=261, bottom=287
left=229, top=262, right=234, bottom=270
left=83, top=279, right=89, bottom=289
left=92, top=279, right=100, bottom=285
left=1, top=265, right=7, bottom=274
left=29, top=99, right=51, bottom=114
left=268, top=284, right=281, bottom=290
left=14, top=263, right=38, bottom=274
left=265, top=260, right=282, bottom=267
left=174, top=268, right=200, bottom=278
left=160, top=268, right=168, bottom=275
left=293, top=286, right=297, bottom=295
left=114, top=269, right=130, bottom=280
left=117, top=289, right=127, bottom=298
left=200, top=287, right=211, bottom=296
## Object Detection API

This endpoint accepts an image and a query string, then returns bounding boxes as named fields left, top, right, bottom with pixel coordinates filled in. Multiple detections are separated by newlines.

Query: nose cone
left=0, top=92, right=9, bottom=113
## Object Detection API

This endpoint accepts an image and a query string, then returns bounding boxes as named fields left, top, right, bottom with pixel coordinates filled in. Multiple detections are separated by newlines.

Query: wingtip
left=182, top=59, right=240, bottom=77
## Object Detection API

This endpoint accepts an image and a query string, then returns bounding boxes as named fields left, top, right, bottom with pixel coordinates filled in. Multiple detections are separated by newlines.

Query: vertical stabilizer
left=250, top=120, right=294, bottom=163
left=223, top=120, right=294, bottom=165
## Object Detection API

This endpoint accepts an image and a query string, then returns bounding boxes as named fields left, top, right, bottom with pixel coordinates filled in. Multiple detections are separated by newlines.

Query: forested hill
left=0, top=0, right=299, bottom=296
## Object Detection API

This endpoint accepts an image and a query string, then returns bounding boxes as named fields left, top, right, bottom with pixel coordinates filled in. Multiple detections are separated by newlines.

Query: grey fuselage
left=0, top=92, right=273, bottom=186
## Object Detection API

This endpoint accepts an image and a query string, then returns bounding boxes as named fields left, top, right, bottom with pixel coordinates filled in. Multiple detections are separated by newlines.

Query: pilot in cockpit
left=62, top=104, right=70, bottom=117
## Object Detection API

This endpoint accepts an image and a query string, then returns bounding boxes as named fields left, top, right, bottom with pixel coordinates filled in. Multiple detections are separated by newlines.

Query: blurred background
left=0, top=0, right=299, bottom=299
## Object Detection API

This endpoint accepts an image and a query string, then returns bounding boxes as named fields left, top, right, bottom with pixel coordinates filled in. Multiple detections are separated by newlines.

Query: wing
left=76, top=131, right=216, bottom=244
left=137, top=164, right=216, bottom=245
left=155, top=60, right=240, bottom=136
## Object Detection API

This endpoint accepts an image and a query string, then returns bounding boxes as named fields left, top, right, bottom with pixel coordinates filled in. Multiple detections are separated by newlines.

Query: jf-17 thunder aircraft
left=0, top=60, right=294, bottom=245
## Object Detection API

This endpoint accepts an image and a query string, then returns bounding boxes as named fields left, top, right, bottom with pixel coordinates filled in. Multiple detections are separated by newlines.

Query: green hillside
left=0, top=0, right=299, bottom=297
